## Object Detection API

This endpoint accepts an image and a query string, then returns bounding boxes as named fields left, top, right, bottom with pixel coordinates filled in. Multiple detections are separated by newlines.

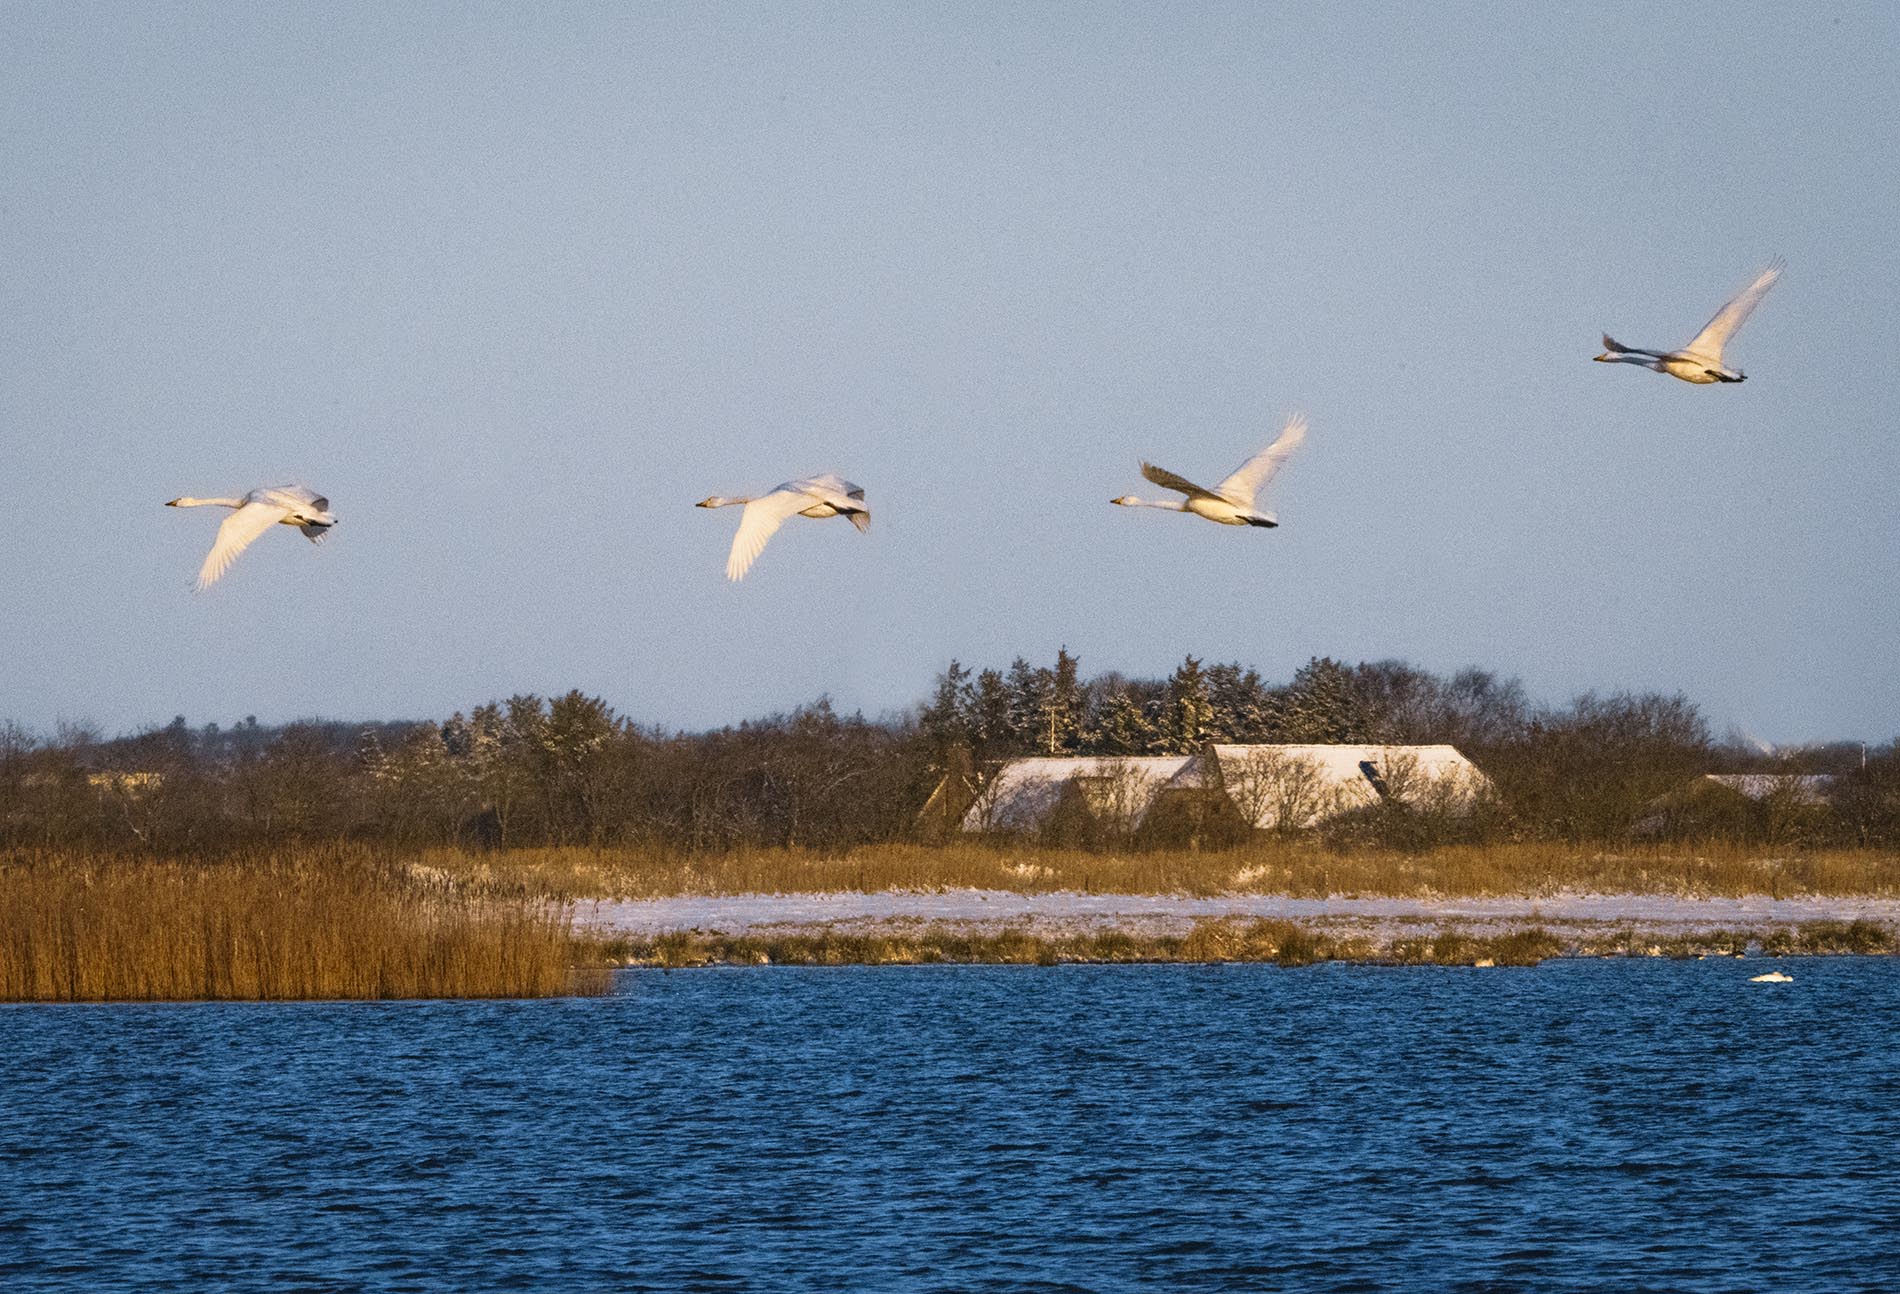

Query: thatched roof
left=959, top=745, right=1490, bottom=834
left=959, top=756, right=1192, bottom=833
left=1193, top=744, right=1490, bottom=830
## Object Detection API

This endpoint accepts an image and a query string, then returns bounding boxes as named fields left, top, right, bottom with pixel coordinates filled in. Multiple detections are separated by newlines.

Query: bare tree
left=1077, top=759, right=1166, bottom=843
left=1218, top=749, right=1342, bottom=836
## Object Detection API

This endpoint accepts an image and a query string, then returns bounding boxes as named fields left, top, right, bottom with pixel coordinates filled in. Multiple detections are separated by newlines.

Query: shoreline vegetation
left=2, top=840, right=1896, bottom=1000
left=400, top=840, right=1900, bottom=903
left=588, top=916, right=1896, bottom=971
left=0, top=849, right=609, bottom=1002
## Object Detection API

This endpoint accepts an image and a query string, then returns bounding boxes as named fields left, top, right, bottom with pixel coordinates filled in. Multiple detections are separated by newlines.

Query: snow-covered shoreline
left=578, top=890, right=1900, bottom=941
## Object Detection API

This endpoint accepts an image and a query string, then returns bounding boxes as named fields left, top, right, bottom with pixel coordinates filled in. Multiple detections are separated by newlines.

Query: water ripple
left=3, top=959, right=1897, bottom=1292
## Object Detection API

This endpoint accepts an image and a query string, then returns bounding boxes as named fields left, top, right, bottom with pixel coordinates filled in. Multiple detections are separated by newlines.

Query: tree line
left=3, top=652, right=1896, bottom=853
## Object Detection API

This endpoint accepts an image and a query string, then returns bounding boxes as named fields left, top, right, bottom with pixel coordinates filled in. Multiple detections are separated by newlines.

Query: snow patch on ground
left=577, top=890, right=1900, bottom=940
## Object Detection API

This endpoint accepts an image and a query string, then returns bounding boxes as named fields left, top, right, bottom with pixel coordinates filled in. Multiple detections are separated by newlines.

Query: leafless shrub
left=1219, top=749, right=1342, bottom=836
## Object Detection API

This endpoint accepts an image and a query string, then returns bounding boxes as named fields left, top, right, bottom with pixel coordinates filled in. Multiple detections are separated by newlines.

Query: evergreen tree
left=919, top=661, right=974, bottom=765
left=1168, top=655, right=1214, bottom=751
left=1280, top=657, right=1373, bottom=743
left=1095, top=690, right=1159, bottom=754
left=1047, top=647, right=1082, bottom=754
left=970, top=668, right=1017, bottom=761
left=1206, top=661, right=1271, bottom=742
left=1005, top=656, right=1052, bottom=753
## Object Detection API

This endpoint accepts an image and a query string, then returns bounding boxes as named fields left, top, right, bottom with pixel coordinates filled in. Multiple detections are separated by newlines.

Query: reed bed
left=583, top=916, right=1894, bottom=970
left=0, top=848, right=609, bottom=1001
left=412, top=839, right=1900, bottom=901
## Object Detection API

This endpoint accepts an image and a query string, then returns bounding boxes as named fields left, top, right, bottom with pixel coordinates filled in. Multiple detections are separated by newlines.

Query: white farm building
left=951, top=744, right=1492, bottom=842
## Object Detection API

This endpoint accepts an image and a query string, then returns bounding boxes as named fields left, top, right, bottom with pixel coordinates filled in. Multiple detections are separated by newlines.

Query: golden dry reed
left=0, top=847, right=610, bottom=1002
left=412, top=839, right=1900, bottom=902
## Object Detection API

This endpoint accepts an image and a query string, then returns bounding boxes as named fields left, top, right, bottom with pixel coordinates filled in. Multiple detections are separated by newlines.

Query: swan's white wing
left=254, top=484, right=321, bottom=511
left=798, top=473, right=860, bottom=497
left=1213, top=414, right=1307, bottom=507
left=797, top=476, right=872, bottom=533
left=195, top=501, right=291, bottom=591
left=1681, top=260, right=1783, bottom=362
left=1139, top=462, right=1218, bottom=500
left=726, top=487, right=813, bottom=581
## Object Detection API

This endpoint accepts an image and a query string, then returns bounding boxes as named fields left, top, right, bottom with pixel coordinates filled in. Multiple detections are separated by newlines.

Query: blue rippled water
left=3, top=959, right=1897, bottom=1292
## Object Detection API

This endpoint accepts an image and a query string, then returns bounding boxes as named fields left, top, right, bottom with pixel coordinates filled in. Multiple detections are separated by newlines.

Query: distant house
left=1698, top=773, right=1836, bottom=806
left=960, top=756, right=1194, bottom=837
left=19, top=769, right=164, bottom=795
left=914, top=747, right=981, bottom=839
left=87, top=771, right=165, bottom=796
left=949, top=744, right=1492, bottom=842
left=1637, top=772, right=1838, bottom=838
left=1191, top=743, right=1492, bottom=831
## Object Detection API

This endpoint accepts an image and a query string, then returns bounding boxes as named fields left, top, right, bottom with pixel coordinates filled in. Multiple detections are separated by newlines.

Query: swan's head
left=1592, top=352, right=1614, bottom=363
left=1110, top=495, right=1137, bottom=507
left=165, top=498, right=182, bottom=506
left=695, top=497, right=720, bottom=509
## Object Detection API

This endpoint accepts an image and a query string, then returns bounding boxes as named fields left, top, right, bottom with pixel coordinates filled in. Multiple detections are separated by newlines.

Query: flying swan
left=166, top=485, right=336, bottom=591
left=1112, top=414, right=1307, bottom=527
left=1595, top=260, right=1783, bottom=384
left=696, top=474, right=869, bottom=581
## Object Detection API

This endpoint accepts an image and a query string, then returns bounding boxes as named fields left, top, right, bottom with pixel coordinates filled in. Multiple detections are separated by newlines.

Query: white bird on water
left=1595, top=260, right=1783, bottom=384
left=166, top=485, right=336, bottom=591
left=1749, top=971, right=1794, bottom=983
left=696, top=474, right=869, bottom=581
left=1112, top=414, right=1307, bottom=527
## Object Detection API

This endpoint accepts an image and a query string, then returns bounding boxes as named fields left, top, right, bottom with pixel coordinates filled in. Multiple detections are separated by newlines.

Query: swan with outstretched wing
left=1596, top=260, right=1783, bottom=383
left=1113, top=415, right=1307, bottom=527
left=697, top=473, right=869, bottom=581
left=166, top=485, right=336, bottom=590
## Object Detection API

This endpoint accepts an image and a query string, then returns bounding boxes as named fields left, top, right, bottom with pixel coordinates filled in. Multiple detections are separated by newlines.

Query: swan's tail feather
left=847, top=508, right=870, bottom=534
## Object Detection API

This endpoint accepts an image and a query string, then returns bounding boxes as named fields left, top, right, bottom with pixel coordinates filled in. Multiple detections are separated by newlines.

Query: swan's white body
left=166, top=485, right=336, bottom=591
left=1112, top=415, right=1307, bottom=527
left=1595, top=260, right=1783, bottom=384
left=696, top=473, right=869, bottom=581
left=1749, top=971, right=1794, bottom=983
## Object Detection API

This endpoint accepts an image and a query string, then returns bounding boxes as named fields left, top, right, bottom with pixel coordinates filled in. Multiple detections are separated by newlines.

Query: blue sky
left=3, top=3, right=1896, bottom=744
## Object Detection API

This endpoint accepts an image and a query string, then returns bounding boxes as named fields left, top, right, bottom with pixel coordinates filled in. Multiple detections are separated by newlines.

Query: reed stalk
left=0, top=847, right=609, bottom=1001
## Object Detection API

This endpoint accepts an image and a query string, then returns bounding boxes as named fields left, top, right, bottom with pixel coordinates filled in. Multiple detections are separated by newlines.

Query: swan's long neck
left=697, top=495, right=752, bottom=508
left=167, top=496, right=245, bottom=508
left=1595, top=343, right=1675, bottom=372
left=1114, top=496, right=1187, bottom=511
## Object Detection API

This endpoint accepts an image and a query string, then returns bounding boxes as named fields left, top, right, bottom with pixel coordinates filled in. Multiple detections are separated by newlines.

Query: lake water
left=3, top=960, right=1897, bottom=1292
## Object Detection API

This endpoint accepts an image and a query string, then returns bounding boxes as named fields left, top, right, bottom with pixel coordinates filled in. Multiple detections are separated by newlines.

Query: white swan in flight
left=696, top=473, right=869, bottom=581
left=166, top=485, right=336, bottom=591
left=1112, top=414, right=1307, bottom=527
left=1595, top=259, right=1783, bottom=383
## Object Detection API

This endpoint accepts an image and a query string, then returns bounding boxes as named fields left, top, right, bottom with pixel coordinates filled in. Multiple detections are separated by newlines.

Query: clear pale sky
left=2, top=3, right=1896, bottom=744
